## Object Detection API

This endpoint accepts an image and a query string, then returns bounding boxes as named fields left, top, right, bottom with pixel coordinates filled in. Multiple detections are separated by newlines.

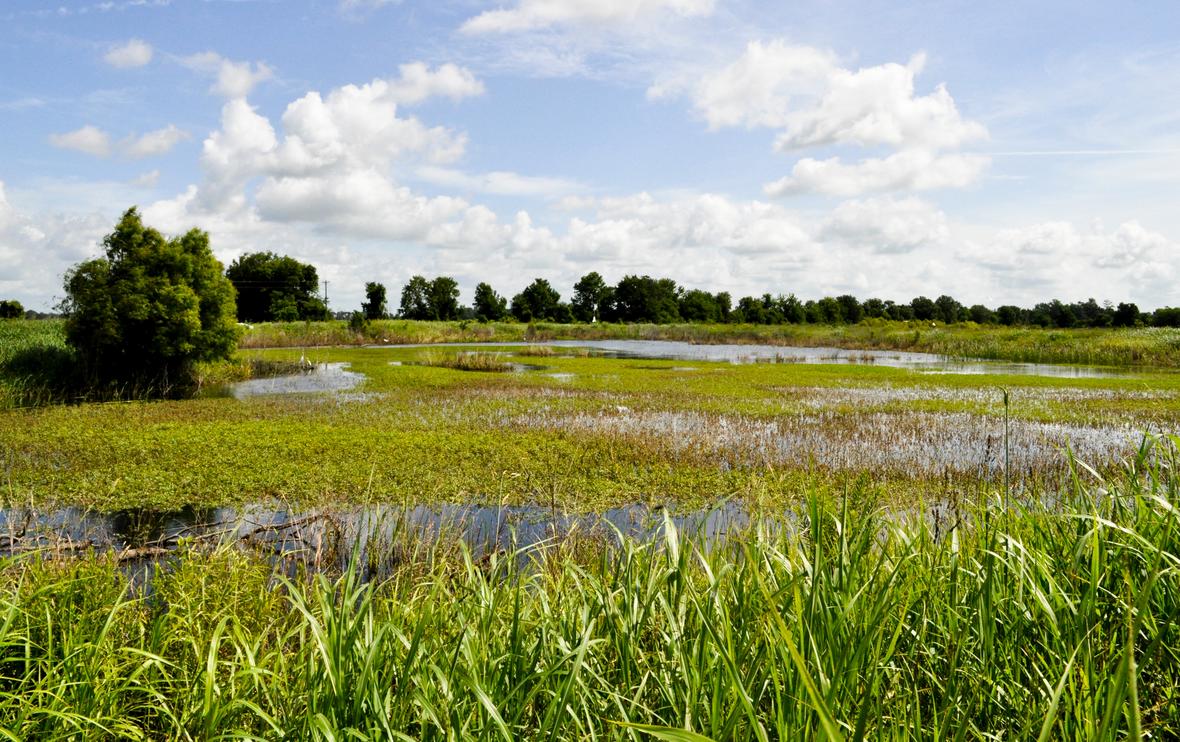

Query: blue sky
left=2, top=0, right=1179, bottom=312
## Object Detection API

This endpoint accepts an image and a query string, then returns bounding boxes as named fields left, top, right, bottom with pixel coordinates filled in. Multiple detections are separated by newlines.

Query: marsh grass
left=414, top=350, right=514, bottom=372
left=0, top=438, right=1177, bottom=738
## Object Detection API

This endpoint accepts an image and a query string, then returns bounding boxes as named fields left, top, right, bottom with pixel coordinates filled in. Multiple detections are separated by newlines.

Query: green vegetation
left=0, top=442, right=1177, bottom=738
left=0, top=299, right=23, bottom=319
left=3, top=316, right=1180, bottom=737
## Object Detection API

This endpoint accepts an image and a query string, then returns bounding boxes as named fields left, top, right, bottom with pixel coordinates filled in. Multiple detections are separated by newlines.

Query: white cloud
left=461, top=0, right=714, bottom=34
left=121, top=124, right=190, bottom=158
left=103, top=38, right=153, bottom=68
left=167, top=76, right=472, bottom=222
left=961, top=220, right=1177, bottom=299
left=686, top=41, right=986, bottom=151
left=0, top=181, right=112, bottom=307
left=48, top=125, right=112, bottom=157
left=132, top=170, right=161, bottom=188
left=182, top=51, right=273, bottom=99
left=386, top=63, right=485, bottom=104
left=821, top=197, right=949, bottom=253
left=685, top=41, right=837, bottom=130
left=765, top=150, right=989, bottom=197
left=414, top=166, right=581, bottom=197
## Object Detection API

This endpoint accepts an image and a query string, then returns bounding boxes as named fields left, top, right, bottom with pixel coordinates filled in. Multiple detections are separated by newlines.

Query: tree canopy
left=0, top=299, right=23, bottom=319
left=398, top=276, right=461, bottom=320
left=473, top=282, right=507, bottom=321
left=225, top=251, right=328, bottom=322
left=362, top=282, right=387, bottom=320
left=61, top=207, right=238, bottom=386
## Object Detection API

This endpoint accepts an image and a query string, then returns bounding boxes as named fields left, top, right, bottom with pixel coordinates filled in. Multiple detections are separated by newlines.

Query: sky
left=2, top=0, right=1179, bottom=313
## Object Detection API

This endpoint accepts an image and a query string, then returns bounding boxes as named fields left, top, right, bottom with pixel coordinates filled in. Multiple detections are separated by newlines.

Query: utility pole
left=322, top=281, right=329, bottom=306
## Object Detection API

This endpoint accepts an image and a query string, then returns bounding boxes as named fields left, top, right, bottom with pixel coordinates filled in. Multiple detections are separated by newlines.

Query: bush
left=61, top=207, right=238, bottom=390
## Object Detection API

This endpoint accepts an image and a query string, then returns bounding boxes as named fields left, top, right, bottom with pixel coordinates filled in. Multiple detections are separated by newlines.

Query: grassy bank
left=1, top=441, right=1177, bottom=739
left=238, top=318, right=1180, bottom=368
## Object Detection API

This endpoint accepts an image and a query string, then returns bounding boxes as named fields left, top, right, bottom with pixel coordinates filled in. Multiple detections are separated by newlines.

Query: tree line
left=25, top=208, right=1174, bottom=397
left=357, top=272, right=1180, bottom=330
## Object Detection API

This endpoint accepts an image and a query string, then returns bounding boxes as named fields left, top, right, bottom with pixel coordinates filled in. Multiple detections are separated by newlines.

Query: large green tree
left=511, top=278, right=562, bottom=322
left=613, top=275, right=681, bottom=324
left=362, top=282, right=387, bottom=320
left=225, top=251, right=328, bottom=322
left=473, top=282, right=507, bottom=321
left=428, top=277, right=461, bottom=321
left=571, top=272, right=609, bottom=323
left=61, top=207, right=238, bottom=385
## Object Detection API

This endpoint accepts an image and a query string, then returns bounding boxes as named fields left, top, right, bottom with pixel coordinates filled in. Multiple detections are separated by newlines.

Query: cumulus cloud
left=121, top=124, right=190, bottom=158
left=461, top=0, right=714, bottom=34
left=765, top=150, right=989, bottom=197
left=103, top=38, right=153, bottom=68
left=671, top=40, right=989, bottom=197
left=48, top=125, right=112, bottom=157
left=386, top=63, right=485, bottom=105
left=821, top=197, right=949, bottom=253
left=182, top=51, right=273, bottom=99
left=162, top=73, right=474, bottom=225
left=688, top=42, right=986, bottom=150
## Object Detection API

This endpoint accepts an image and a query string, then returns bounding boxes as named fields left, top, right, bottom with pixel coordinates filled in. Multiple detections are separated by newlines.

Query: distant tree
left=428, top=276, right=461, bottom=321
left=714, top=292, right=733, bottom=323
left=778, top=293, right=805, bottom=324
left=0, top=299, right=23, bottom=319
left=934, top=295, right=964, bottom=324
left=511, top=278, right=562, bottom=322
left=861, top=298, right=887, bottom=319
left=613, top=275, right=680, bottom=324
left=226, top=251, right=327, bottom=322
left=734, top=296, right=763, bottom=324
left=61, top=207, right=237, bottom=386
left=678, top=289, right=723, bottom=323
left=361, top=282, right=387, bottom=320
left=398, top=276, right=432, bottom=319
left=473, top=282, right=507, bottom=321
left=572, top=272, right=610, bottom=323
left=1112, top=302, right=1140, bottom=328
left=911, top=296, right=936, bottom=321
left=814, top=296, right=843, bottom=324
left=885, top=301, right=914, bottom=321
left=968, top=304, right=997, bottom=324
left=835, top=295, right=863, bottom=324
left=996, top=305, right=1024, bottom=326
left=1153, top=307, right=1180, bottom=328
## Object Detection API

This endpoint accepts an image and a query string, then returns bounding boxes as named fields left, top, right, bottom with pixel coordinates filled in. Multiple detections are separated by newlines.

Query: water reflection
left=225, top=362, right=365, bottom=399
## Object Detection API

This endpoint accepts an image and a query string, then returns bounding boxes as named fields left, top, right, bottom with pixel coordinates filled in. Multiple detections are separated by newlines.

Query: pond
left=378, top=340, right=1125, bottom=378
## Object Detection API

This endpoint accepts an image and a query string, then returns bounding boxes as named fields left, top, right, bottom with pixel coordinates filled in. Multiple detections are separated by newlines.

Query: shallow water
left=0, top=501, right=758, bottom=579
left=378, top=340, right=1124, bottom=378
left=224, top=362, right=365, bottom=398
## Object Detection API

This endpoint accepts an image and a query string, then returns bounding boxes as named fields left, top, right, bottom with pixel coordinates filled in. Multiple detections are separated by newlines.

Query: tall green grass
left=0, top=437, right=1177, bottom=738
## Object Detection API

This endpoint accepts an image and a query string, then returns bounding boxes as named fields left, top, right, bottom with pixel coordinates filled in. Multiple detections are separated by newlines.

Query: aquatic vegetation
left=0, top=439, right=1176, bottom=738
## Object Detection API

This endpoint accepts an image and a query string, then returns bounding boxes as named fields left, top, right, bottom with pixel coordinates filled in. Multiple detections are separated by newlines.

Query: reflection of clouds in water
left=509, top=408, right=1143, bottom=476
